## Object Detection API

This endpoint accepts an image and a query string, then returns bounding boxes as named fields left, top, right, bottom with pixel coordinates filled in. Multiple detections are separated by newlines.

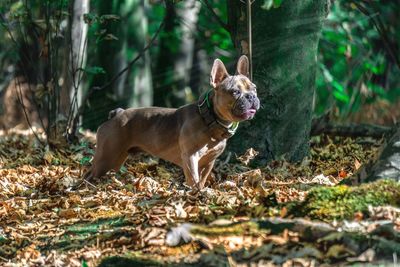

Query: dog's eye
left=232, top=89, right=241, bottom=97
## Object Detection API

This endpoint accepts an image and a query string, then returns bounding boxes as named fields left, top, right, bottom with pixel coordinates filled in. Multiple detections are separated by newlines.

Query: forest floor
left=1, top=128, right=400, bottom=266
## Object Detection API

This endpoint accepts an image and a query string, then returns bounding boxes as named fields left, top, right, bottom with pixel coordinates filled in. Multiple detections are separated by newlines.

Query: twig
left=351, top=1, right=400, bottom=70
left=84, top=179, right=97, bottom=189
left=201, top=0, right=230, bottom=32
left=14, top=78, right=45, bottom=146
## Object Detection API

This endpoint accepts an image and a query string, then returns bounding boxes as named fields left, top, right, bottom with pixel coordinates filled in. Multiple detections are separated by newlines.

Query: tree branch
left=351, top=1, right=400, bottom=70
left=201, top=0, right=230, bottom=32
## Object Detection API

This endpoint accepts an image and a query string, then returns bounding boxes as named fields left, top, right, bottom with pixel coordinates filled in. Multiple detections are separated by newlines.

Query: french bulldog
left=84, top=55, right=260, bottom=189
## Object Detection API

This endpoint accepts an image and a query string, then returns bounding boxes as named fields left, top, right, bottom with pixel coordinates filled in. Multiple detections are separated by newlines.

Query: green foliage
left=84, top=12, right=121, bottom=43
left=316, top=1, right=400, bottom=116
left=197, top=0, right=233, bottom=62
left=291, top=179, right=400, bottom=221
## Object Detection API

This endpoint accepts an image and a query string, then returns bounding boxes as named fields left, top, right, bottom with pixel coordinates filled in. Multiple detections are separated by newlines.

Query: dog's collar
left=198, top=89, right=239, bottom=140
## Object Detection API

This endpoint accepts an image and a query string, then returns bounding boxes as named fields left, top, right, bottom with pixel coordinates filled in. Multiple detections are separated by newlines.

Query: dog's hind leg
left=89, top=149, right=128, bottom=179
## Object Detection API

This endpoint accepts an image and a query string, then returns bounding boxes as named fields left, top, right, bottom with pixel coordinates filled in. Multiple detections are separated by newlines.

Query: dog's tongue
left=241, top=109, right=256, bottom=119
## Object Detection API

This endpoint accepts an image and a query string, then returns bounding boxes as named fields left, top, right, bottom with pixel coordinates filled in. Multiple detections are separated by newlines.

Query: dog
left=84, top=55, right=260, bottom=189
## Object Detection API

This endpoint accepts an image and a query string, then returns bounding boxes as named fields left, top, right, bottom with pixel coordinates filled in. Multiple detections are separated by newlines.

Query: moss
left=191, top=221, right=260, bottom=236
left=290, top=179, right=400, bottom=221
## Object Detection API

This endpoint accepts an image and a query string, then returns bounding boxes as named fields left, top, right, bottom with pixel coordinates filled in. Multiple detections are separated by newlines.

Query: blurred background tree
left=0, top=0, right=399, bottom=162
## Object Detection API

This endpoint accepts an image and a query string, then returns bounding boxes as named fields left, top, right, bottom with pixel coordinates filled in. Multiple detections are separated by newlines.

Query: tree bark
left=227, top=1, right=329, bottom=164
left=153, top=0, right=200, bottom=107
left=172, top=0, right=201, bottom=105
left=119, top=0, right=153, bottom=108
left=61, top=0, right=89, bottom=121
left=153, top=1, right=175, bottom=107
left=189, top=39, right=208, bottom=98
left=82, top=0, right=125, bottom=130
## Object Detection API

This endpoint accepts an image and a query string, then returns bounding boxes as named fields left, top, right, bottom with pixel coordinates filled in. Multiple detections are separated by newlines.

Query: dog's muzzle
left=232, top=92, right=260, bottom=120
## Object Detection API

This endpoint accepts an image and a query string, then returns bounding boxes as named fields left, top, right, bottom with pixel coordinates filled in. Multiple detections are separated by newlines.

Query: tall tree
left=153, top=0, right=200, bottom=107
left=61, top=0, right=89, bottom=124
left=227, top=0, right=329, bottom=164
left=118, top=0, right=152, bottom=108
left=82, top=0, right=122, bottom=130
left=83, top=0, right=152, bottom=130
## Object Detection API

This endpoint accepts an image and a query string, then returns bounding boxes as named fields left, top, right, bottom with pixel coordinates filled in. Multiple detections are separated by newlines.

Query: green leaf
left=119, top=166, right=127, bottom=173
left=104, top=34, right=119, bottom=41
left=80, top=156, right=92, bottom=166
left=331, top=80, right=344, bottom=92
left=83, top=13, right=97, bottom=25
left=273, top=0, right=283, bottom=8
left=82, top=66, right=106, bottom=75
left=262, top=0, right=283, bottom=10
left=261, top=0, right=274, bottom=10
left=100, top=14, right=120, bottom=22
left=332, top=90, right=349, bottom=103
left=367, top=82, right=386, bottom=96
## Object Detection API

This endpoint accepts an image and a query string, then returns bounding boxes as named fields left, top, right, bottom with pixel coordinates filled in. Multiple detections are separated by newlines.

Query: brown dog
left=84, top=55, right=260, bottom=189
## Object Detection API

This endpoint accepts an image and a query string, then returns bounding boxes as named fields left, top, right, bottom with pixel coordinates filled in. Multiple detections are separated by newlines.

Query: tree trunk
left=189, top=39, right=208, bottom=98
left=82, top=0, right=123, bottom=130
left=153, top=0, right=200, bottom=107
left=119, top=0, right=152, bottom=108
left=61, top=0, right=89, bottom=121
left=172, top=0, right=201, bottom=105
left=153, top=1, right=176, bottom=107
left=227, top=0, right=329, bottom=164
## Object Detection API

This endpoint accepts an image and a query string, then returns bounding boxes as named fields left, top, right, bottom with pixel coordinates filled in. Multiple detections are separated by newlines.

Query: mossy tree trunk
left=227, top=1, right=329, bottom=164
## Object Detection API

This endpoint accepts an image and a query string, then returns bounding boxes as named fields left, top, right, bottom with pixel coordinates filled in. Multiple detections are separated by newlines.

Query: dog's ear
left=236, top=55, right=249, bottom=77
left=210, top=59, right=229, bottom=88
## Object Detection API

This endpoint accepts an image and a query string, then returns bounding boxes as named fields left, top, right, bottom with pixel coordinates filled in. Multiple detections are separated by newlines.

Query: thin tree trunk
left=119, top=0, right=153, bottom=108
left=227, top=0, right=329, bottom=164
left=61, top=0, right=89, bottom=121
left=153, top=0, right=200, bottom=107
left=153, top=1, right=176, bottom=107
left=83, top=0, right=123, bottom=130
left=189, top=39, right=208, bottom=97
left=171, top=0, right=201, bottom=105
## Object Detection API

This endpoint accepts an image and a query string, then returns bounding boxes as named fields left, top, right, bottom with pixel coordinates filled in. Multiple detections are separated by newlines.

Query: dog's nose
left=245, top=93, right=256, bottom=101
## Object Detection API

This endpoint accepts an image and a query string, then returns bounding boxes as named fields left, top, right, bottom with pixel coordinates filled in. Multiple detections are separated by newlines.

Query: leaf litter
left=0, top=129, right=398, bottom=266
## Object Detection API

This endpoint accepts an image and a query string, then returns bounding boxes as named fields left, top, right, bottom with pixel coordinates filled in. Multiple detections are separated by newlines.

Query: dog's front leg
left=199, top=160, right=215, bottom=189
left=181, top=152, right=201, bottom=189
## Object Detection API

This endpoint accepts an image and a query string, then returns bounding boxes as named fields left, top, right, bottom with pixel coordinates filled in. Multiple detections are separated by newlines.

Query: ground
left=1, top=129, right=400, bottom=266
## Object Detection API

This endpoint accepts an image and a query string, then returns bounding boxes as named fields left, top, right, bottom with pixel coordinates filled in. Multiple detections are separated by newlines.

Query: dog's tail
left=108, top=108, right=125, bottom=119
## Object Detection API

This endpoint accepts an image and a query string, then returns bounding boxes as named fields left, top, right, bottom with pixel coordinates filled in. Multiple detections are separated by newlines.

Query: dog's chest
left=197, top=140, right=226, bottom=160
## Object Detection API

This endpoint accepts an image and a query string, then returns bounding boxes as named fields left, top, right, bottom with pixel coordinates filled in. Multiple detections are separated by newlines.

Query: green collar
left=198, top=89, right=239, bottom=139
